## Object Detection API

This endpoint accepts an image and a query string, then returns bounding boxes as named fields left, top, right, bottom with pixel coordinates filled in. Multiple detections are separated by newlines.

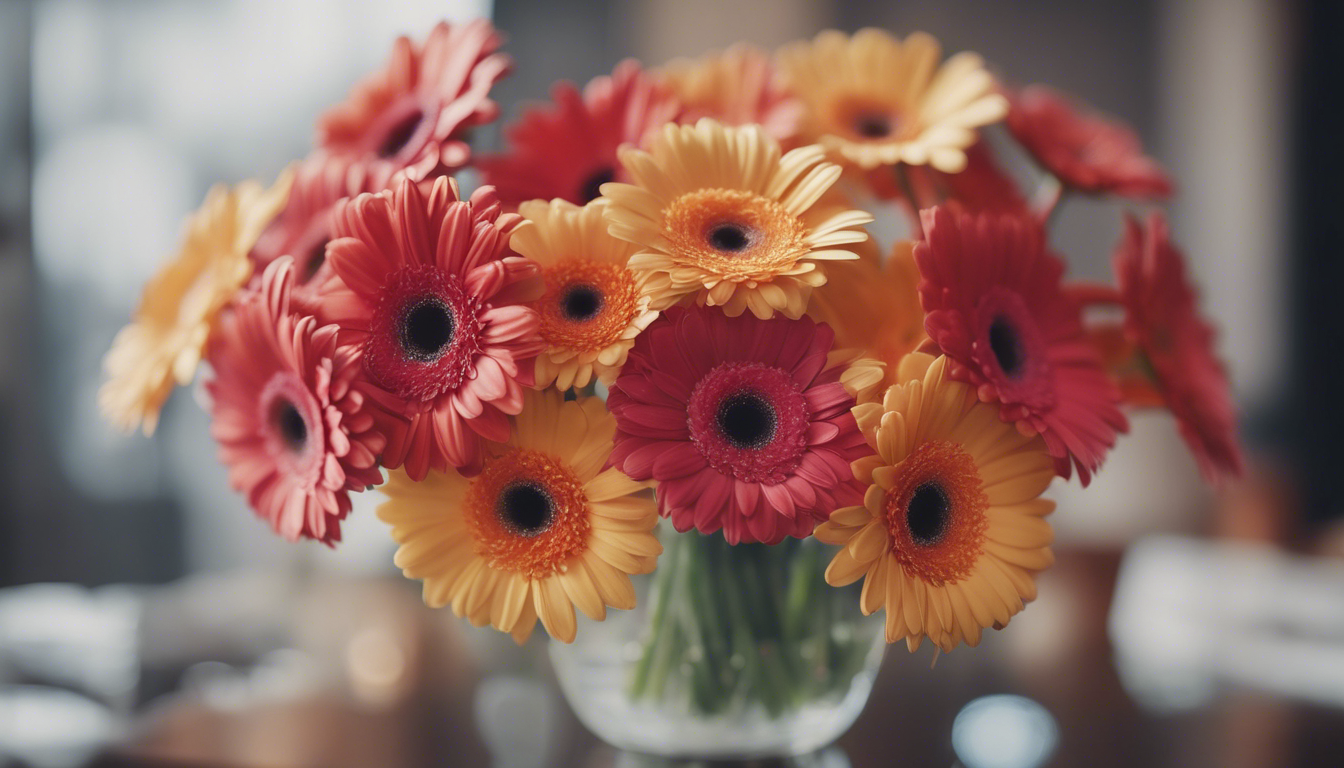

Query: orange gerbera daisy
left=510, top=199, right=658, bottom=390
left=817, top=352, right=1056, bottom=652
left=656, top=43, right=800, bottom=142
left=100, top=170, right=292, bottom=434
left=378, top=391, right=661, bottom=643
left=808, top=240, right=926, bottom=392
left=601, top=118, right=873, bottom=319
left=777, top=29, right=1008, bottom=172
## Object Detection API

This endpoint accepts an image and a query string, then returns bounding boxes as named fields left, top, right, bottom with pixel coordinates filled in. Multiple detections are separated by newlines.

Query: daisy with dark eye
left=601, top=118, right=873, bottom=320
left=914, top=206, right=1127, bottom=485
left=206, top=257, right=384, bottom=545
left=607, top=306, right=872, bottom=545
left=321, top=177, right=545, bottom=480
left=318, top=19, right=511, bottom=187
left=509, top=199, right=658, bottom=390
left=776, top=29, right=1008, bottom=172
left=1112, top=212, right=1242, bottom=482
left=656, top=43, right=800, bottom=142
left=817, top=352, right=1056, bottom=652
left=477, top=60, right=682, bottom=208
left=378, top=391, right=660, bottom=643
left=248, top=153, right=376, bottom=315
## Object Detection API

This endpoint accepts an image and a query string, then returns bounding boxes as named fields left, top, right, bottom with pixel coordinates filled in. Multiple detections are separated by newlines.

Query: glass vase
left=550, top=525, right=886, bottom=759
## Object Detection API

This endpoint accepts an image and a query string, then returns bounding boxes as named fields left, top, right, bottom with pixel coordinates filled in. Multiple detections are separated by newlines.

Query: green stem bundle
left=627, top=528, right=875, bottom=718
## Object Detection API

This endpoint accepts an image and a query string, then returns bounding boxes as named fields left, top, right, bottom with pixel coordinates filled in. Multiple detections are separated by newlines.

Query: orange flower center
left=829, top=96, right=908, bottom=143
left=465, top=448, right=591, bottom=579
left=883, top=440, right=988, bottom=586
left=663, top=189, right=808, bottom=280
left=537, top=259, right=641, bottom=354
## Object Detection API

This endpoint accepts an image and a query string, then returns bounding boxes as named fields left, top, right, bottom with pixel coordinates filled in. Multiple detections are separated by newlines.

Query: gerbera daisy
left=602, top=118, right=872, bottom=319
left=248, top=152, right=375, bottom=315
left=477, top=60, right=682, bottom=207
left=206, top=257, right=384, bottom=545
left=607, top=306, right=872, bottom=545
left=100, top=170, right=292, bottom=435
left=318, top=19, right=510, bottom=187
left=808, top=240, right=927, bottom=393
left=656, top=44, right=800, bottom=142
left=378, top=391, right=660, bottom=643
left=509, top=199, right=658, bottom=390
left=320, top=176, right=544, bottom=480
left=816, top=352, right=1056, bottom=652
left=1113, top=213, right=1242, bottom=481
left=776, top=29, right=1008, bottom=172
left=1006, top=85, right=1173, bottom=199
left=915, top=206, right=1127, bottom=485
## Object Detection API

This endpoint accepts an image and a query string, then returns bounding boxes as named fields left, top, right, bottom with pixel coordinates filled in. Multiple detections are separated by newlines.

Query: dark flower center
left=907, top=481, right=951, bottom=546
left=560, top=283, right=604, bottom=322
left=399, top=298, right=456, bottom=362
left=708, top=223, right=753, bottom=252
left=301, top=239, right=328, bottom=284
left=379, top=109, right=424, bottom=158
left=989, top=315, right=1026, bottom=377
left=274, top=400, right=308, bottom=452
left=579, top=167, right=615, bottom=203
left=853, top=110, right=894, bottom=139
left=497, top=481, right=555, bottom=536
left=716, top=391, right=777, bottom=449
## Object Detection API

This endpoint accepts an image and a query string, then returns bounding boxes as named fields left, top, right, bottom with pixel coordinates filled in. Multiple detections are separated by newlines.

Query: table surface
left=91, top=548, right=1344, bottom=768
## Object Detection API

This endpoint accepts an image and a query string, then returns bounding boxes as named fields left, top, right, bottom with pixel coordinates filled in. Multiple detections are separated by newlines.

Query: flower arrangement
left=102, top=18, right=1242, bottom=725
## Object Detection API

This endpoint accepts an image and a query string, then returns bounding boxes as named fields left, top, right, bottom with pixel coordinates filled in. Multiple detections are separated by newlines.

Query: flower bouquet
left=101, top=18, right=1242, bottom=758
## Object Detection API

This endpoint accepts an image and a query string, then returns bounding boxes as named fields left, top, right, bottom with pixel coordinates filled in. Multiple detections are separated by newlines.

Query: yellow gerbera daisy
left=809, top=240, right=927, bottom=394
left=510, top=199, right=659, bottom=390
left=99, top=170, right=293, bottom=434
left=378, top=390, right=661, bottom=643
left=776, top=29, right=1008, bottom=172
left=815, top=352, right=1056, bottom=652
left=601, top=118, right=873, bottom=320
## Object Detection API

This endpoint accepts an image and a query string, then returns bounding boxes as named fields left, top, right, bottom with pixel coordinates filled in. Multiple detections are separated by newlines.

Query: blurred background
left=1, top=0, right=1341, bottom=766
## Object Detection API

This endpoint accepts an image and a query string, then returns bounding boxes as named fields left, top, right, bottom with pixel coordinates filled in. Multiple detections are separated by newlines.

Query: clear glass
left=550, top=526, right=886, bottom=759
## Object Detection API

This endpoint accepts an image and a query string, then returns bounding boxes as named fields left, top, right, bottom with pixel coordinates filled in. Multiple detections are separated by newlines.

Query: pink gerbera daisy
left=1007, top=85, right=1173, bottom=200
left=248, top=152, right=376, bottom=315
left=607, top=306, right=871, bottom=545
left=1114, top=212, right=1243, bottom=482
left=320, top=176, right=545, bottom=480
left=318, top=19, right=511, bottom=187
left=915, top=206, right=1127, bottom=485
left=477, top=60, right=682, bottom=207
left=206, top=257, right=384, bottom=546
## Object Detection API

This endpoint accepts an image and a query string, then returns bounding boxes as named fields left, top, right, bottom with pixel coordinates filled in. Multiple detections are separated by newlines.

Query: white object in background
left=474, top=675, right=559, bottom=768
left=1110, top=535, right=1344, bottom=713
left=0, top=686, right=120, bottom=768
left=952, top=694, right=1059, bottom=768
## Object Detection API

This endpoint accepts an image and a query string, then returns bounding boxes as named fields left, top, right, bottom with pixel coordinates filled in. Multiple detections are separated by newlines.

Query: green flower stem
left=627, top=527, right=874, bottom=718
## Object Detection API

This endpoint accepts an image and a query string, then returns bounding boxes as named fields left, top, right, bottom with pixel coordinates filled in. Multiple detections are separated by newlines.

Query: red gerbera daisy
left=1007, top=85, right=1172, bottom=200
left=915, top=206, right=1127, bottom=485
left=320, top=176, right=545, bottom=480
left=206, top=257, right=384, bottom=546
left=477, top=60, right=682, bottom=207
left=1114, top=212, right=1243, bottom=482
left=318, top=19, right=510, bottom=187
left=249, top=152, right=376, bottom=315
left=607, top=306, right=871, bottom=545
